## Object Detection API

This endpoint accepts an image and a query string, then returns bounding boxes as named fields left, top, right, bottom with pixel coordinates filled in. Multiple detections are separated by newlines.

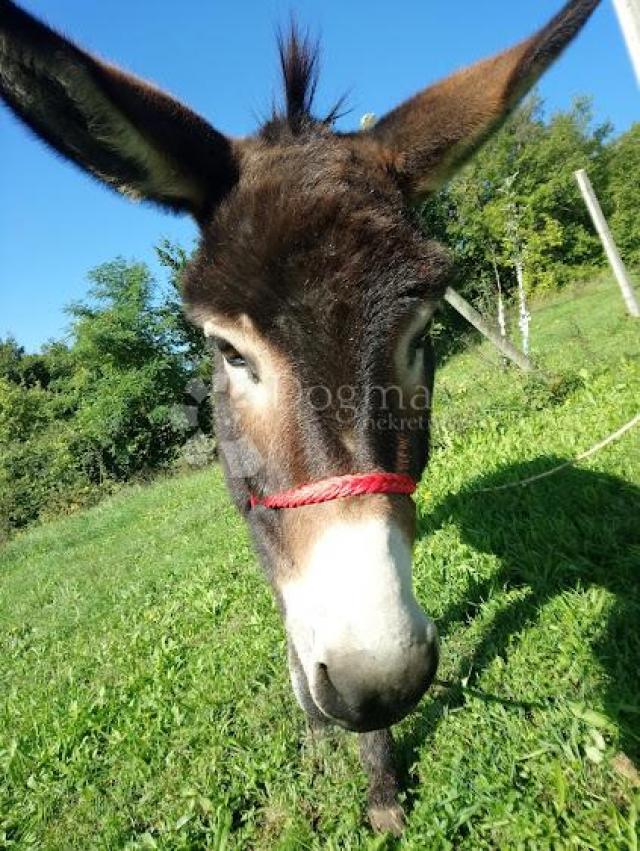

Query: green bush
left=0, top=257, right=212, bottom=538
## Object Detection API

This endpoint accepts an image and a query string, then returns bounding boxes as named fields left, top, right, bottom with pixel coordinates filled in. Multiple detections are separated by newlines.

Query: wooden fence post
left=444, top=287, right=534, bottom=372
left=574, top=168, right=640, bottom=318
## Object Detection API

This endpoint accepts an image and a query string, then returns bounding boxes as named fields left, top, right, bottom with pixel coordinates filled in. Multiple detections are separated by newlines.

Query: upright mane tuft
left=278, top=23, right=320, bottom=129
left=261, top=22, right=346, bottom=140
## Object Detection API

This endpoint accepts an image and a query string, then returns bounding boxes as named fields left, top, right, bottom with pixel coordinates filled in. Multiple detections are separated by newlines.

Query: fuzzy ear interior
left=0, top=0, right=238, bottom=220
left=360, top=0, right=601, bottom=201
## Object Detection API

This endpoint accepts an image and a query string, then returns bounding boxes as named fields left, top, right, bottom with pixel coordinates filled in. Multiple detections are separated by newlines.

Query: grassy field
left=1, top=276, right=639, bottom=849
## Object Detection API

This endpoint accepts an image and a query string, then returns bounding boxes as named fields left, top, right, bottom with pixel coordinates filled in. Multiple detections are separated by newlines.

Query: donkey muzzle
left=282, top=515, right=439, bottom=731
left=311, top=620, right=439, bottom=731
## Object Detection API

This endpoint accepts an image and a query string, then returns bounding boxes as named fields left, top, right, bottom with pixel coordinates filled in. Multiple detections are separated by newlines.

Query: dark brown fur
left=0, top=0, right=601, bottom=832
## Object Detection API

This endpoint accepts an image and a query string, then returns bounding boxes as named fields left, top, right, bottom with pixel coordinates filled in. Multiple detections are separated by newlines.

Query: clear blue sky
left=1, top=0, right=636, bottom=352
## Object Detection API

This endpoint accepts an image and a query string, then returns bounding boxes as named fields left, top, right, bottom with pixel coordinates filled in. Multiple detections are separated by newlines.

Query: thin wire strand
left=476, top=412, right=640, bottom=493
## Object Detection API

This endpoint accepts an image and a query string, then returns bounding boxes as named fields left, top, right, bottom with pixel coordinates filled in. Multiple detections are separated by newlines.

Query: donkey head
left=0, top=0, right=600, bottom=732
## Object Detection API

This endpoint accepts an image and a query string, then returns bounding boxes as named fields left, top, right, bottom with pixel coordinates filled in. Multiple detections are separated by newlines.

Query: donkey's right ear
left=0, top=0, right=238, bottom=221
left=361, top=0, right=600, bottom=202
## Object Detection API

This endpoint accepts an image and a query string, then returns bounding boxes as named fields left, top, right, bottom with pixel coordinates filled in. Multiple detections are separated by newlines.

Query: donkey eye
left=212, top=337, right=247, bottom=368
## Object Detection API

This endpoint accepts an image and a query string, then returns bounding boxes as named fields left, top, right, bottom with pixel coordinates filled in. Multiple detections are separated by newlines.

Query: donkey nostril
left=312, top=632, right=439, bottom=731
left=314, top=662, right=404, bottom=730
left=314, top=661, right=356, bottom=722
left=315, top=659, right=386, bottom=720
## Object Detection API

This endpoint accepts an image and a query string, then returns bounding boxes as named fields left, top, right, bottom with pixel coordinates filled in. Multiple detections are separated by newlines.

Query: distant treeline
left=1, top=96, right=638, bottom=538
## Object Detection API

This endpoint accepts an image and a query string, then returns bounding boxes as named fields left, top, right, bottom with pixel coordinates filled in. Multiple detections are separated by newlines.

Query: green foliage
left=0, top=256, right=210, bottom=537
left=608, top=124, right=640, bottom=268
left=422, top=95, right=631, bottom=357
left=1, top=277, right=638, bottom=848
left=155, top=238, right=212, bottom=380
left=0, top=338, right=23, bottom=383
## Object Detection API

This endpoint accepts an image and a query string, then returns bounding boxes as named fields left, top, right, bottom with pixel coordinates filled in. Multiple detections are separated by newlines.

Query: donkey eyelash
left=212, top=336, right=247, bottom=368
left=210, top=335, right=261, bottom=383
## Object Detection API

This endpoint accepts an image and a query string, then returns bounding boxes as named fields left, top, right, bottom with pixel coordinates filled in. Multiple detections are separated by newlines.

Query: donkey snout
left=282, top=516, right=439, bottom=730
left=312, top=621, right=439, bottom=731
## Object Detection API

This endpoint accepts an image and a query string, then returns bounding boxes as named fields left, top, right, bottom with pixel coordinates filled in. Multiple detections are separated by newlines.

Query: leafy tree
left=156, top=239, right=212, bottom=376
left=608, top=123, right=640, bottom=268
left=64, top=259, right=192, bottom=479
left=0, top=337, right=24, bottom=383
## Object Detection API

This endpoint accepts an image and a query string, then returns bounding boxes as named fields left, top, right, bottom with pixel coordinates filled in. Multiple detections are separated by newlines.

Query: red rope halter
left=249, top=472, right=416, bottom=510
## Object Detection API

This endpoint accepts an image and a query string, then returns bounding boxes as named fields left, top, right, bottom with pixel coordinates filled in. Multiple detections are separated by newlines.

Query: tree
left=65, top=259, right=193, bottom=479
left=608, top=123, right=640, bottom=268
left=156, top=239, right=212, bottom=375
left=0, top=337, right=24, bottom=383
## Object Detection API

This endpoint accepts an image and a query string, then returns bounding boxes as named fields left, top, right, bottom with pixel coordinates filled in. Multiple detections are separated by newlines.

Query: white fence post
left=612, top=0, right=640, bottom=85
left=574, top=168, right=640, bottom=318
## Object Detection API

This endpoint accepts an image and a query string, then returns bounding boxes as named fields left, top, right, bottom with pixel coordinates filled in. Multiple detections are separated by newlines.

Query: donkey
left=0, top=0, right=600, bottom=833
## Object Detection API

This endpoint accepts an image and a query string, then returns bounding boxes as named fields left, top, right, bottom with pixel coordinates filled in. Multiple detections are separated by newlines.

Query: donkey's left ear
left=0, top=0, right=238, bottom=221
left=364, top=0, right=601, bottom=201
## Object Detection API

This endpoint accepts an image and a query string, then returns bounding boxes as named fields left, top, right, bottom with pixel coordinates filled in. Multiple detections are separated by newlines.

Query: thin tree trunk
left=491, top=249, right=508, bottom=369
left=497, top=287, right=507, bottom=341
left=515, top=259, right=531, bottom=356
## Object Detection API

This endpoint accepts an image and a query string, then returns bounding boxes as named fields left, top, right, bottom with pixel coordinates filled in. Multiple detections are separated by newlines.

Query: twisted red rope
left=249, top=472, right=416, bottom=510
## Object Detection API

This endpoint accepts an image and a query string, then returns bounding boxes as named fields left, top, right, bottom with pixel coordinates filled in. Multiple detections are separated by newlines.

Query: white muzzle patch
left=281, top=516, right=436, bottom=716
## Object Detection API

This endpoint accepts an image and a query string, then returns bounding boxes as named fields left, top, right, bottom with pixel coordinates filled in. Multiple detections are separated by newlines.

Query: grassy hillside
left=1, top=276, right=639, bottom=849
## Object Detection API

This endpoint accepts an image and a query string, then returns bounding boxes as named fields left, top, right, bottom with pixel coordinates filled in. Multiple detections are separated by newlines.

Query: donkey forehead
left=183, top=134, right=452, bottom=334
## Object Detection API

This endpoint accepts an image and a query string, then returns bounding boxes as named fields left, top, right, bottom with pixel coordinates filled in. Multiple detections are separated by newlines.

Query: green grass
left=1, top=276, right=639, bottom=849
